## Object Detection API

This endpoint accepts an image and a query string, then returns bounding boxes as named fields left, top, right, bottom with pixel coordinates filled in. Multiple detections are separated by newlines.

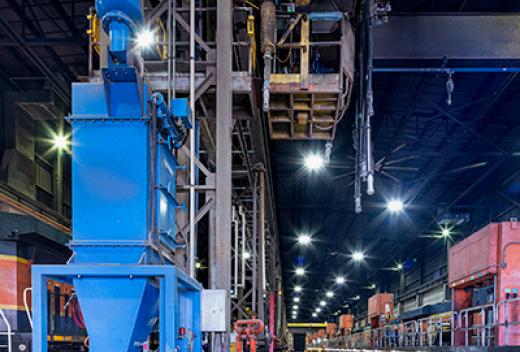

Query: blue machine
left=32, top=1, right=201, bottom=351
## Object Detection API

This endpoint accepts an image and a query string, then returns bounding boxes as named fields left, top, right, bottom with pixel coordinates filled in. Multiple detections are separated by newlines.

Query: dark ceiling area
left=0, top=0, right=90, bottom=94
left=273, top=0, right=520, bottom=320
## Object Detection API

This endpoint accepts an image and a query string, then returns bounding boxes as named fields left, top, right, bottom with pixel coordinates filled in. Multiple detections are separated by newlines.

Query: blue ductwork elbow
left=96, top=0, right=144, bottom=65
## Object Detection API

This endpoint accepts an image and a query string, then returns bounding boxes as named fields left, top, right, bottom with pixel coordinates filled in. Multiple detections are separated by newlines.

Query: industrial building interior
left=1, top=0, right=520, bottom=351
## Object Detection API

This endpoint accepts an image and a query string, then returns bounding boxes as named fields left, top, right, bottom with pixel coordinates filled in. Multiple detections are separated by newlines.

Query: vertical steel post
left=214, top=0, right=233, bottom=350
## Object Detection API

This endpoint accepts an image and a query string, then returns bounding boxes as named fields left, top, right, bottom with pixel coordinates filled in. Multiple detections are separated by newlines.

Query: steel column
left=212, top=0, right=233, bottom=350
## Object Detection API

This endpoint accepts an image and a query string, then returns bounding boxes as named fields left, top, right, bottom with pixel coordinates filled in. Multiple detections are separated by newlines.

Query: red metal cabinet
left=449, top=222, right=520, bottom=346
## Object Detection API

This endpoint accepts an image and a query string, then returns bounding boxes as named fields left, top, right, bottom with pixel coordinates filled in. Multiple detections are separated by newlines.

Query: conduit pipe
left=258, top=167, right=266, bottom=320
left=364, top=0, right=375, bottom=196
left=261, top=0, right=276, bottom=111
left=232, top=206, right=239, bottom=298
left=239, top=205, right=247, bottom=288
left=188, top=0, right=197, bottom=277
left=252, top=173, right=258, bottom=311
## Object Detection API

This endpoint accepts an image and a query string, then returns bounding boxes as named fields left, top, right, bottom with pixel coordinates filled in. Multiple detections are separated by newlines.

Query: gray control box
left=201, top=289, right=227, bottom=332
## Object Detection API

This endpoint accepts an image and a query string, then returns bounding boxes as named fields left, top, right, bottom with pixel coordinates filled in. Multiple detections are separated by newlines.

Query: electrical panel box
left=201, top=289, right=227, bottom=332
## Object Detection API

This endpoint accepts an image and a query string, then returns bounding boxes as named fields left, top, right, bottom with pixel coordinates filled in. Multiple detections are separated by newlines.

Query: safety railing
left=400, top=314, right=451, bottom=347
left=495, top=297, right=520, bottom=346
left=310, top=301, right=520, bottom=350
left=371, top=325, right=400, bottom=348
left=453, top=303, right=495, bottom=347
left=0, top=309, right=13, bottom=352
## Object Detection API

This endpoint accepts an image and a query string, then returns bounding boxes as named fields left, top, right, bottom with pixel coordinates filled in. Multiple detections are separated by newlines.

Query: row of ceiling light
left=293, top=153, right=454, bottom=321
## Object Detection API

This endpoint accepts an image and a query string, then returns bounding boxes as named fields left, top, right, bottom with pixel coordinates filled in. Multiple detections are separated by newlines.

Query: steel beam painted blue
left=32, top=265, right=202, bottom=352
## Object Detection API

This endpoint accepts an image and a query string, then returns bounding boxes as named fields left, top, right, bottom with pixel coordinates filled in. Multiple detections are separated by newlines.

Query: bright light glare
left=387, top=199, right=404, bottom=213
left=243, top=251, right=251, bottom=260
left=294, top=285, right=302, bottom=293
left=396, top=263, right=403, bottom=270
left=315, top=308, right=322, bottom=313
left=295, top=267, right=305, bottom=276
left=136, top=29, right=155, bottom=48
left=195, top=261, right=202, bottom=269
left=298, top=234, right=311, bottom=245
left=441, top=228, right=451, bottom=237
left=53, top=135, right=68, bottom=149
left=352, top=251, right=365, bottom=262
left=335, top=276, right=346, bottom=285
left=326, top=291, right=334, bottom=298
left=319, top=300, right=326, bottom=307
left=304, top=154, right=324, bottom=171
left=312, top=313, right=318, bottom=317
left=293, top=297, right=300, bottom=303
left=293, top=305, right=298, bottom=310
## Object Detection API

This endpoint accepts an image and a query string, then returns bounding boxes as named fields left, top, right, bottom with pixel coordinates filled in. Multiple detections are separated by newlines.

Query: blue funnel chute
left=73, top=278, right=159, bottom=352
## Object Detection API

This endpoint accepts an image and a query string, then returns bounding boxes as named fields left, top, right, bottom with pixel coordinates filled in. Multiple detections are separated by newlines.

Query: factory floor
left=328, top=347, right=520, bottom=351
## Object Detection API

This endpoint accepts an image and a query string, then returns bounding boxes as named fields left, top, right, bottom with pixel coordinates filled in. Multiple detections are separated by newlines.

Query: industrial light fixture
left=335, top=276, right=346, bottom=285
left=304, top=153, right=324, bottom=171
left=315, top=308, right=322, bottom=313
left=326, top=291, right=334, bottom=298
left=293, top=297, right=300, bottom=303
left=352, top=251, right=365, bottom=262
left=319, top=300, right=326, bottom=307
left=396, top=263, right=404, bottom=271
left=136, top=28, right=156, bottom=48
left=387, top=199, right=404, bottom=213
left=195, top=261, right=202, bottom=269
left=52, top=134, right=69, bottom=150
left=295, top=267, right=305, bottom=276
left=312, top=313, right=318, bottom=317
left=297, top=234, right=311, bottom=245
left=293, top=305, right=298, bottom=310
left=243, top=251, right=251, bottom=260
left=294, top=285, right=302, bottom=293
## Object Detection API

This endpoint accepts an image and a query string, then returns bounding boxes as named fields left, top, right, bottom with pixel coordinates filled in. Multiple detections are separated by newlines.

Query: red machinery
left=326, top=323, right=337, bottom=337
left=449, top=221, right=520, bottom=346
left=368, top=293, right=394, bottom=328
left=339, top=314, right=354, bottom=334
left=234, top=319, right=265, bottom=352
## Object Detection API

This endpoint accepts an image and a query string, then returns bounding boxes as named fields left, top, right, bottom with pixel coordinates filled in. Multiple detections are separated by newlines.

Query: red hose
left=71, top=298, right=86, bottom=329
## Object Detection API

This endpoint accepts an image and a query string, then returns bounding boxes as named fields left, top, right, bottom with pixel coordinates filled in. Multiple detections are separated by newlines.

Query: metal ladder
left=0, top=309, right=13, bottom=352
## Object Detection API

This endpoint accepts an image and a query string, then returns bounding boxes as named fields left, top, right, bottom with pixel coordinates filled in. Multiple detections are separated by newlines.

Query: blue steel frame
left=32, top=265, right=202, bottom=352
